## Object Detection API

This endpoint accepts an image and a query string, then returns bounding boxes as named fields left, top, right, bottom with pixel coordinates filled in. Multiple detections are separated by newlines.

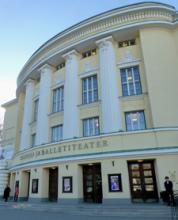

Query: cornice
left=1, top=98, right=18, bottom=108
left=17, top=2, right=177, bottom=92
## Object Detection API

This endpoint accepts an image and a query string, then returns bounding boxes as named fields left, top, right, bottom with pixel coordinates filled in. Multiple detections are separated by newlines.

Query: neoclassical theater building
left=1, top=2, right=178, bottom=204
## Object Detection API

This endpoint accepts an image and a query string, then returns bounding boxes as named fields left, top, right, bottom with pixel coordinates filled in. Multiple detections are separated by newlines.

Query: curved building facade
left=1, top=2, right=178, bottom=204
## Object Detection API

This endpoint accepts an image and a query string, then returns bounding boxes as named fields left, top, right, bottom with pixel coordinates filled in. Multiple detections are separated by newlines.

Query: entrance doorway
left=21, top=170, right=30, bottom=201
left=48, top=167, right=58, bottom=202
left=128, top=160, right=158, bottom=202
left=83, top=163, right=102, bottom=203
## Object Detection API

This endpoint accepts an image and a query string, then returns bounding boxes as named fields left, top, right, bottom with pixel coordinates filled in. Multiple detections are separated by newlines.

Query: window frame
left=52, top=86, right=64, bottom=113
left=125, top=110, right=146, bottom=131
left=118, top=39, right=136, bottom=48
left=83, top=117, right=100, bottom=137
left=51, top=124, right=63, bottom=143
left=82, top=49, right=96, bottom=58
left=82, top=75, right=98, bottom=105
left=120, top=66, right=142, bottom=97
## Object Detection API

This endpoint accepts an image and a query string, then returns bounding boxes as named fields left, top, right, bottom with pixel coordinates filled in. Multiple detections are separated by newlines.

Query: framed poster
left=62, top=176, right=72, bottom=193
left=32, top=179, right=38, bottom=194
left=108, top=174, right=122, bottom=192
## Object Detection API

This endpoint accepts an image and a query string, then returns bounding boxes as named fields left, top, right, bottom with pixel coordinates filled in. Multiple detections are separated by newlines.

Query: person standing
left=164, top=176, right=175, bottom=206
left=14, top=185, right=19, bottom=202
left=3, top=185, right=11, bottom=202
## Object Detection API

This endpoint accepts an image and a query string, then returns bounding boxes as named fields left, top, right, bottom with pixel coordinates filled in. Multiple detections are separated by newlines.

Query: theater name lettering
left=20, top=140, right=108, bottom=161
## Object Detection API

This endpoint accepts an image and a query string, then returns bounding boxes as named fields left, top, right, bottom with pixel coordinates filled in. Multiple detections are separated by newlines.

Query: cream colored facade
left=1, top=2, right=178, bottom=204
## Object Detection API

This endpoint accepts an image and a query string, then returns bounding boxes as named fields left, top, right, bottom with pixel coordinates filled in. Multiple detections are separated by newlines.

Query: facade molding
left=79, top=68, right=98, bottom=78
left=9, top=146, right=178, bottom=171
left=17, top=3, right=177, bottom=92
left=8, top=127, right=178, bottom=171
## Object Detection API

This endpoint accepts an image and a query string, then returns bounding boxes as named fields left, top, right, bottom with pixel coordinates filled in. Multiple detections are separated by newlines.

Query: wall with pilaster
left=20, top=80, right=35, bottom=149
left=0, top=160, right=8, bottom=198
left=14, top=92, right=25, bottom=152
left=1, top=101, right=18, bottom=151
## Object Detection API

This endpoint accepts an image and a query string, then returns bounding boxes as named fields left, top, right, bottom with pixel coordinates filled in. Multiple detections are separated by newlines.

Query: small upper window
left=82, top=49, right=96, bottom=58
left=118, top=39, right=136, bottom=48
left=57, top=62, right=65, bottom=70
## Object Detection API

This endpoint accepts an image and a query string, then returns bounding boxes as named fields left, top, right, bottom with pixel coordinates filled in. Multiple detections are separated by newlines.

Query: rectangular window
left=118, top=39, right=136, bottom=48
left=31, top=133, right=36, bottom=147
left=82, top=75, right=98, bottom=104
left=51, top=125, right=63, bottom=142
left=52, top=86, right=64, bottom=113
left=120, top=66, right=142, bottom=96
left=57, top=62, right=65, bottom=70
left=125, top=111, right=146, bottom=131
left=83, top=117, right=99, bottom=137
left=33, top=99, right=39, bottom=121
left=82, top=49, right=96, bottom=58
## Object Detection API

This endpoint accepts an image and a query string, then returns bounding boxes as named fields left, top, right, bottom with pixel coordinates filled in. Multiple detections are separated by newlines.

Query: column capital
left=24, top=79, right=35, bottom=89
left=96, top=36, right=114, bottom=48
left=38, top=64, right=56, bottom=75
left=62, top=50, right=80, bottom=61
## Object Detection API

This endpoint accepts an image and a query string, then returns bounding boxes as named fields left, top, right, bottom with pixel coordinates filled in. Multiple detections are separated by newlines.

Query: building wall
left=140, top=27, right=178, bottom=128
left=16, top=33, right=155, bottom=144
left=10, top=154, right=178, bottom=202
left=1, top=2, right=178, bottom=204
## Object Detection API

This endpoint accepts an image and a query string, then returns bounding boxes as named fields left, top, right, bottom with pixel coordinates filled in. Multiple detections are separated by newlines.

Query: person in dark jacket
left=164, top=176, right=175, bottom=206
left=3, top=185, right=11, bottom=202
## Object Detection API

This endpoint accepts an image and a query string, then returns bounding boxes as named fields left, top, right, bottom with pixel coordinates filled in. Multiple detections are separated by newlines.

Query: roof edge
left=2, top=98, right=18, bottom=108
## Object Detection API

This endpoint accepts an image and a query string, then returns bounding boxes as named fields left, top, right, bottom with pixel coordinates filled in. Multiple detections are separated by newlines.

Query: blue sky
left=0, top=0, right=178, bottom=123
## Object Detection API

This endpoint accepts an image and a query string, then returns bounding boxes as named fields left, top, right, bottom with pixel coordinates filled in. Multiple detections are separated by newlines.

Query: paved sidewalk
left=0, top=200, right=172, bottom=219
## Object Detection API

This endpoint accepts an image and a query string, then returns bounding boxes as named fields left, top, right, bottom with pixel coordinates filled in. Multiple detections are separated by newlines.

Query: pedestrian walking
left=3, top=185, right=11, bottom=202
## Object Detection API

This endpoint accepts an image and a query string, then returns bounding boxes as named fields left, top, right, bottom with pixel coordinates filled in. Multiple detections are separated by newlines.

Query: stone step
left=0, top=201, right=174, bottom=219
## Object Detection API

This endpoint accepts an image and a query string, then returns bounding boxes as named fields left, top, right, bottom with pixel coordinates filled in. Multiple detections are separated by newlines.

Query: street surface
left=0, top=201, right=172, bottom=220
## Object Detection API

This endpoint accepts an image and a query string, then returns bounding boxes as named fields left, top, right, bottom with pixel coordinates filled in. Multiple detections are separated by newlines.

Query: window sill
left=48, top=111, right=64, bottom=117
left=119, top=93, right=148, bottom=101
left=78, top=100, right=101, bottom=109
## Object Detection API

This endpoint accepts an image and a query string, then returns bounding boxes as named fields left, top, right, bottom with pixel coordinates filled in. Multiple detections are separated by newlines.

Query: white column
left=0, top=160, right=8, bottom=198
left=63, top=50, right=79, bottom=139
left=36, top=64, right=54, bottom=145
left=96, top=36, right=122, bottom=133
left=20, top=79, right=34, bottom=150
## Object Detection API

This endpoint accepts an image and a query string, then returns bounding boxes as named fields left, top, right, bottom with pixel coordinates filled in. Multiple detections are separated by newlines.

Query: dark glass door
left=83, top=164, right=102, bottom=203
left=128, top=160, right=158, bottom=202
left=49, top=168, right=58, bottom=202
